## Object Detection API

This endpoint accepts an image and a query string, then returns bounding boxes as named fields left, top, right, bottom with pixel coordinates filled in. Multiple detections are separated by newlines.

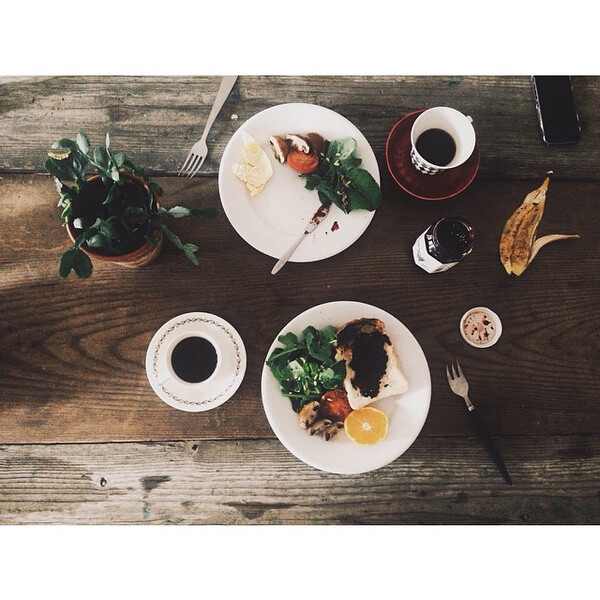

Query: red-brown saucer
left=385, top=109, right=480, bottom=201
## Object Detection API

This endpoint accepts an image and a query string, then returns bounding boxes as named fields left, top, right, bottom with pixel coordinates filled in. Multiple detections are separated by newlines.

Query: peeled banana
left=499, top=172, right=580, bottom=276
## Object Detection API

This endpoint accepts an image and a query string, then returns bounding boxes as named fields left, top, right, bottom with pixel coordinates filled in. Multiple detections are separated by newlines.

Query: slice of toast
left=335, top=318, right=409, bottom=410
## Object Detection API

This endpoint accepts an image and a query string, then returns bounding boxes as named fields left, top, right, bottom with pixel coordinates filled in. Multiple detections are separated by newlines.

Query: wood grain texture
left=0, top=436, right=598, bottom=524
left=1, top=75, right=599, bottom=179
left=0, top=175, right=598, bottom=442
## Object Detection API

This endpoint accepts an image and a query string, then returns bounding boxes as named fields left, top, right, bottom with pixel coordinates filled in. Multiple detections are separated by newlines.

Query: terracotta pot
left=66, top=172, right=163, bottom=269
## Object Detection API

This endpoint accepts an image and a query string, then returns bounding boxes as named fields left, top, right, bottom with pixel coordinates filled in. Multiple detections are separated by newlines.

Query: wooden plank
left=1, top=76, right=599, bottom=179
left=0, top=175, right=597, bottom=442
left=0, top=435, right=598, bottom=524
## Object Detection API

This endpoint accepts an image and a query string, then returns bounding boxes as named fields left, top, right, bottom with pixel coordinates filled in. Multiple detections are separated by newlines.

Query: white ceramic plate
left=218, top=103, right=379, bottom=262
left=261, top=301, right=431, bottom=474
left=146, top=312, right=247, bottom=412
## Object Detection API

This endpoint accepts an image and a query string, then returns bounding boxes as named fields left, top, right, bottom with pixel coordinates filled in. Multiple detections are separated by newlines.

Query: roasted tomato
left=318, top=389, right=353, bottom=422
left=287, top=150, right=319, bottom=174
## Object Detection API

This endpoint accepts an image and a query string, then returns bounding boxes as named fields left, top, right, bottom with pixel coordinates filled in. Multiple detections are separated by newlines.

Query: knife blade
left=271, top=204, right=330, bottom=275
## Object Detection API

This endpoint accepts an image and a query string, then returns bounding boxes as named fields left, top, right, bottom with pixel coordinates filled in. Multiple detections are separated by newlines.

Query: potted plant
left=45, top=132, right=217, bottom=278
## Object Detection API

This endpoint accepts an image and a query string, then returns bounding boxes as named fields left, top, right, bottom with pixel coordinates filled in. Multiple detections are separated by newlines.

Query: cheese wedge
left=335, top=318, right=409, bottom=410
left=232, top=131, right=273, bottom=196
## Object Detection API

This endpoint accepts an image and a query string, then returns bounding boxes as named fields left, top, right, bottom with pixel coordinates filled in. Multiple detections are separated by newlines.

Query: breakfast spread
left=266, top=317, right=408, bottom=445
left=232, top=130, right=273, bottom=196
left=412, top=217, right=474, bottom=273
left=336, top=318, right=409, bottom=409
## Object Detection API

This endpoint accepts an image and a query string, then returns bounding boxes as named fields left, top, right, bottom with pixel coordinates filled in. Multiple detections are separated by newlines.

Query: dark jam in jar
left=413, top=217, right=474, bottom=273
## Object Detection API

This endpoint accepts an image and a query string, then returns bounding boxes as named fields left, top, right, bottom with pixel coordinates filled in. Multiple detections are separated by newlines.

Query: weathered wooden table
left=1, top=76, right=598, bottom=524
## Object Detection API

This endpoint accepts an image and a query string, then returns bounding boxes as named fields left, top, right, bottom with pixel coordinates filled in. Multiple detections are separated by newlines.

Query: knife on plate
left=271, top=204, right=330, bottom=275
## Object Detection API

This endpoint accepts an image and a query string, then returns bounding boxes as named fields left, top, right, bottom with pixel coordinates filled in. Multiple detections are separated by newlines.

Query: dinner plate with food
left=261, top=301, right=431, bottom=474
left=218, top=103, right=381, bottom=263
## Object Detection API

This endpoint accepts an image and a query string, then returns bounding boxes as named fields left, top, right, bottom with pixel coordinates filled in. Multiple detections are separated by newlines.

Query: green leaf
left=93, top=146, right=110, bottom=170
left=346, top=167, right=382, bottom=211
left=327, top=137, right=357, bottom=163
left=60, top=201, right=73, bottom=220
left=164, top=205, right=192, bottom=218
left=76, top=132, right=90, bottom=154
left=86, top=234, right=105, bottom=248
left=59, top=247, right=92, bottom=278
left=183, top=243, right=199, bottom=266
left=158, top=223, right=184, bottom=249
left=113, top=151, right=125, bottom=168
left=123, top=205, right=148, bottom=221
left=319, top=359, right=346, bottom=389
left=277, top=332, right=299, bottom=350
left=72, top=249, right=93, bottom=278
left=103, top=185, right=116, bottom=205
left=92, top=218, right=119, bottom=240
left=147, top=180, right=163, bottom=197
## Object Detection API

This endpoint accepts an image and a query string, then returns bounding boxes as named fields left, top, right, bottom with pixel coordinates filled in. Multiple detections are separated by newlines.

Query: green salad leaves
left=266, top=325, right=346, bottom=413
left=302, top=137, right=382, bottom=213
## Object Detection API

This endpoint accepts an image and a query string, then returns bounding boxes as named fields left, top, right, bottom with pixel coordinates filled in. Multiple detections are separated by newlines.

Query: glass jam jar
left=412, top=217, right=474, bottom=273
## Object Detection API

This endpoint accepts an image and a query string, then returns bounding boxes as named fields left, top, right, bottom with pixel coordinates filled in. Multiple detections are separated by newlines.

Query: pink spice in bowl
left=460, top=307, right=502, bottom=348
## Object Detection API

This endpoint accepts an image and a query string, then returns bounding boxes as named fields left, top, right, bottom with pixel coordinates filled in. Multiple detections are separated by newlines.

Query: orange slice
left=344, top=407, right=388, bottom=445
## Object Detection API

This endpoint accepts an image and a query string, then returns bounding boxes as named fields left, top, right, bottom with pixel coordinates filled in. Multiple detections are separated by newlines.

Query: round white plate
left=261, top=301, right=431, bottom=474
left=146, top=312, right=247, bottom=412
left=218, top=103, right=379, bottom=262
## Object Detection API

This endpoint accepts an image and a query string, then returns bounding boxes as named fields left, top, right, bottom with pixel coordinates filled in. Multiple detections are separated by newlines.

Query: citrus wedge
left=344, top=407, right=389, bottom=445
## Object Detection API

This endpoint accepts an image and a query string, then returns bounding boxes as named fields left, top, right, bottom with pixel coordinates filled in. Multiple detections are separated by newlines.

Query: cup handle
left=467, top=115, right=473, bottom=123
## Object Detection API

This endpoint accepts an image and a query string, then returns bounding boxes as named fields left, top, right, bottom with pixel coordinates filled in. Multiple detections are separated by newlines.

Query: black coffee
left=170, top=336, right=218, bottom=383
left=415, top=128, right=456, bottom=166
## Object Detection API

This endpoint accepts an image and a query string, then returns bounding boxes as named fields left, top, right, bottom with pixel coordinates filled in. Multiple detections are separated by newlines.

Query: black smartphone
left=532, top=76, right=581, bottom=145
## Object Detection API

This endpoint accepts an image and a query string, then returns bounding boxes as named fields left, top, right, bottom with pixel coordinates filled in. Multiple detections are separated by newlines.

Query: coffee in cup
left=169, top=335, right=219, bottom=384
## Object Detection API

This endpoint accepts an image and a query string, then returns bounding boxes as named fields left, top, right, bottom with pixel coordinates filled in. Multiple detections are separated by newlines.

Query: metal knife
left=271, top=204, right=330, bottom=275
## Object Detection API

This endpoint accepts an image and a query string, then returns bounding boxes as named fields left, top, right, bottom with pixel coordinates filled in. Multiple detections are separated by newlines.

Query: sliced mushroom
left=308, top=419, right=332, bottom=436
left=286, top=134, right=311, bottom=154
left=305, top=132, right=326, bottom=156
left=323, top=422, right=344, bottom=442
left=269, top=135, right=289, bottom=163
left=299, top=401, right=320, bottom=430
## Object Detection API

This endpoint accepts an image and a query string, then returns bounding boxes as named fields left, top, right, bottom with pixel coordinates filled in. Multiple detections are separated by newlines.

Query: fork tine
left=183, top=154, right=201, bottom=178
left=455, top=360, right=463, bottom=378
left=445, top=363, right=453, bottom=382
left=188, top=154, right=206, bottom=178
left=178, top=150, right=195, bottom=176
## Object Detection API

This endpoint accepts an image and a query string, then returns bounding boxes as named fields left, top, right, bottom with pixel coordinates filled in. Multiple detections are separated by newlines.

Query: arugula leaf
left=346, top=167, right=382, bottom=211
left=300, top=136, right=381, bottom=214
left=266, top=325, right=346, bottom=413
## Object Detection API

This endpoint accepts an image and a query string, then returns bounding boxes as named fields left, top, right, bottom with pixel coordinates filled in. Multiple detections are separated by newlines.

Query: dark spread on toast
left=337, top=319, right=390, bottom=398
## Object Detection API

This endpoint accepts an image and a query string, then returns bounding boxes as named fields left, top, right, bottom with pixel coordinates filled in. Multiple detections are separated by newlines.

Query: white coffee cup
left=410, top=107, right=476, bottom=175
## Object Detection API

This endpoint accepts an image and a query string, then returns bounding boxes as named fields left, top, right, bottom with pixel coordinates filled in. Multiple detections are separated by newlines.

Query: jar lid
left=459, top=307, right=502, bottom=348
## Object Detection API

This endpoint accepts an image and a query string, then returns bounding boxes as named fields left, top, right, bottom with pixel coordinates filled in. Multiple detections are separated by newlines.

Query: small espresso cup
left=410, top=107, right=476, bottom=175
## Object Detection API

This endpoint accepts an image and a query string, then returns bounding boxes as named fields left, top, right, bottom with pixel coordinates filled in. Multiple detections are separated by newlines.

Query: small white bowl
left=459, top=306, right=502, bottom=348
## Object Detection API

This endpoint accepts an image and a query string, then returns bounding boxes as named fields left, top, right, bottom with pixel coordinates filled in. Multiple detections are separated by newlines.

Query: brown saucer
left=385, top=109, right=480, bottom=201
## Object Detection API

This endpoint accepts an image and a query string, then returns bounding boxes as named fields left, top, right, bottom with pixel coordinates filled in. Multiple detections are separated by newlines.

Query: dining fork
left=178, top=75, right=238, bottom=178
left=446, top=360, right=512, bottom=484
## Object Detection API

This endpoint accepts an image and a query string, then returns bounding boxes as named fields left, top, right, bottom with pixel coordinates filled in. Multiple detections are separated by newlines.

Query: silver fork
left=446, top=360, right=512, bottom=484
left=178, top=75, right=238, bottom=178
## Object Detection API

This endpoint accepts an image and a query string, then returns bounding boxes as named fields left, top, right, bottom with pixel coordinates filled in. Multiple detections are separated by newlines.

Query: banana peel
left=499, top=173, right=580, bottom=275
